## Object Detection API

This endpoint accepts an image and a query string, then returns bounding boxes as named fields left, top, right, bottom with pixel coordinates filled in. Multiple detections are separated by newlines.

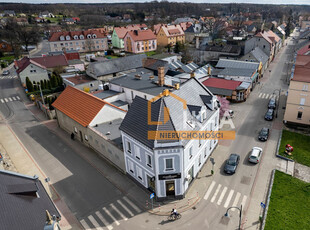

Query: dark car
left=224, top=153, right=240, bottom=174
left=2, top=70, right=9, bottom=76
left=268, top=98, right=276, bottom=109
left=264, top=109, right=274, bottom=121
left=258, top=127, right=270, bottom=141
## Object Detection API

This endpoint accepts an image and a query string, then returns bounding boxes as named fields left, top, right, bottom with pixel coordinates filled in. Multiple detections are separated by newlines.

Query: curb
left=275, top=129, right=294, bottom=162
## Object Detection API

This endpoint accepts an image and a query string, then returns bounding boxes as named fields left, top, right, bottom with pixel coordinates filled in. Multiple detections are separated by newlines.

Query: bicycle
left=167, top=213, right=182, bottom=221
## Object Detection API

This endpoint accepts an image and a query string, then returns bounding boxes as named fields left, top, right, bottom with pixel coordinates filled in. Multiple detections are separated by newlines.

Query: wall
left=63, top=79, right=100, bottom=92
left=89, top=105, right=126, bottom=126
left=156, top=28, right=168, bottom=47
left=68, top=63, right=85, bottom=71
left=19, top=64, right=49, bottom=85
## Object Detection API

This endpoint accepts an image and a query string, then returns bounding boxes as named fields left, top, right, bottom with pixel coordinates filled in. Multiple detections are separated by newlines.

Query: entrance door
left=147, top=175, right=155, bottom=193
left=79, top=131, right=83, bottom=142
left=165, top=180, right=175, bottom=196
left=188, top=165, right=194, bottom=185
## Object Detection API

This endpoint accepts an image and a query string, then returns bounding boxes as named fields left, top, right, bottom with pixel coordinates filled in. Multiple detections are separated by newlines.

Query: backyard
left=264, top=170, right=310, bottom=230
left=278, top=130, right=310, bottom=167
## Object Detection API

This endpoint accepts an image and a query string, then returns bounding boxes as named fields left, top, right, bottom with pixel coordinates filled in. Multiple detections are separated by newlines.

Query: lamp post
left=224, top=205, right=242, bottom=230
left=273, top=89, right=281, bottom=118
left=34, top=83, right=45, bottom=107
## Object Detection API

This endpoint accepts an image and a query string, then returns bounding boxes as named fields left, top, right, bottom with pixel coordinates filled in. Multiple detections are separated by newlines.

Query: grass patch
left=106, top=55, right=118, bottom=59
left=145, top=51, right=157, bottom=56
left=278, top=130, right=310, bottom=167
left=265, top=171, right=310, bottom=230
left=0, top=55, right=15, bottom=64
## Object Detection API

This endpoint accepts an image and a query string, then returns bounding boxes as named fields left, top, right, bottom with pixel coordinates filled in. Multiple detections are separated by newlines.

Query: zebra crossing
left=0, top=76, right=17, bottom=79
left=204, top=181, right=247, bottom=210
left=258, top=93, right=279, bottom=100
left=0, top=96, right=20, bottom=104
left=80, top=196, right=142, bottom=230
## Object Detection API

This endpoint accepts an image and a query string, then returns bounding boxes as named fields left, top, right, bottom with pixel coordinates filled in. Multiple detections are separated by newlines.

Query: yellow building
left=156, top=25, right=185, bottom=47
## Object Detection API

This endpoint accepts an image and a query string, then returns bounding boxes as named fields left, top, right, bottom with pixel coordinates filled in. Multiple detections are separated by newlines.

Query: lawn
left=278, top=130, right=310, bottom=167
left=264, top=171, right=310, bottom=230
left=0, top=55, right=15, bottom=64
left=106, top=55, right=118, bottom=59
left=145, top=51, right=157, bottom=56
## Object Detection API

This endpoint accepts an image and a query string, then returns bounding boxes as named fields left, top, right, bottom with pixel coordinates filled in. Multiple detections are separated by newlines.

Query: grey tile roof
left=218, top=68, right=256, bottom=77
left=86, top=54, right=147, bottom=78
left=169, top=60, right=184, bottom=71
left=92, top=90, right=120, bottom=100
left=0, top=170, right=60, bottom=230
left=120, top=77, right=218, bottom=149
left=250, top=47, right=269, bottom=65
left=109, top=68, right=172, bottom=96
left=204, top=86, right=233, bottom=96
left=216, top=59, right=260, bottom=70
left=143, top=58, right=169, bottom=75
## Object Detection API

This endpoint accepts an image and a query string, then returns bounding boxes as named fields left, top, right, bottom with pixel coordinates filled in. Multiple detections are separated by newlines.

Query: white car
left=248, top=147, right=263, bottom=163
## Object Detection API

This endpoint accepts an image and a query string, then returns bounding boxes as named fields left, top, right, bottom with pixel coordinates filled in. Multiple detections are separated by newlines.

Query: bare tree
left=0, top=18, right=21, bottom=58
left=17, top=24, right=41, bottom=52
left=203, top=18, right=226, bottom=42
left=85, top=39, right=94, bottom=52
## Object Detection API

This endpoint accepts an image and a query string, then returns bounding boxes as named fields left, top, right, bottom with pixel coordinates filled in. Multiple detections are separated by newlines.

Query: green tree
left=40, top=80, right=45, bottom=90
left=57, top=75, right=63, bottom=86
left=174, top=42, right=181, bottom=53
left=43, top=79, right=48, bottom=89
left=47, top=80, right=52, bottom=90
left=26, top=77, right=34, bottom=92
left=50, top=75, right=57, bottom=88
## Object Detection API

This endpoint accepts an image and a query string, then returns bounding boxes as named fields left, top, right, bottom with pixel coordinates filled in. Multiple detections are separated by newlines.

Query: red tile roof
left=114, top=24, right=148, bottom=39
left=49, top=30, right=106, bottom=42
left=295, top=55, right=310, bottom=67
left=64, top=52, right=80, bottom=60
left=52, top=86, right=126, bottom=127
left=297, top=42, right=310, bottom=55
left=15, top=57, right=47, bottom=74
left=292, top=66, right=310, bottom=83
left=126, top=29, right=156, bottom=42
left=202, top=78, right=242, bottom=90
left=31, top=55, right=68, bottom=68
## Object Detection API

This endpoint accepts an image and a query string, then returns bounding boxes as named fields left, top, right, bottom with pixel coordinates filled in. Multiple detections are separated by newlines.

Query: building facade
left=156, top=25, right=185, bottom=47
left=124, top=29, right=157, bottom=54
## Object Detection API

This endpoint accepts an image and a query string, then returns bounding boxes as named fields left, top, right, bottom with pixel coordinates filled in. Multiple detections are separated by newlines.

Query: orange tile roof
left=114, top=24, right=147, bottom=39
left=52, top=86, right=126, bottom=127
left=126, top=29, right=156, bottom=42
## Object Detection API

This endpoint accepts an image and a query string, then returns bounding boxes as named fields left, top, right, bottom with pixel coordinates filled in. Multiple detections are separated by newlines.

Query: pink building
left=124, top=29, right=157, bottom=54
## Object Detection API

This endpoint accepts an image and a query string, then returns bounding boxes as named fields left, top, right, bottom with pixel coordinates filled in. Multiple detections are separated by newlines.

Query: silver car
left=248, top=147, right=263, bottom=163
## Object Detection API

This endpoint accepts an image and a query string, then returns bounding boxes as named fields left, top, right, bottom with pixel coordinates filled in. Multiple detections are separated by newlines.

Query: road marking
left=241, top=195, right=247, bottom=209
left=16, top=96, right=20, bottom=100
left=0, top=99, right=4, bottom=103
left=258, top=93, right=262, bottom=98
left=9, top=76, right=12, bottom=79
left=116, top=199, right=134, bottom=217
left=4, top=98, right=8, bottom=102
left=110, top=203, right=128, bottom=221
left=80, top=219, right=91, bottom=230
left=204, top=181, right=216, bottom=200
left=269, top=94, right=274, bottom=99
left=217, top=186, right=227, bottom=205
left=211, top=184, right=222, bottom=203
left=12, top=96, right=16, bottom=100
left=8, top=97, right=12, bottom=102
left=232, top=192, right=241, bottom=211
left=95, top=211, right=113, bottom=230
left=88, top=215, right=104, bottom=230
left=224, top=190, right=234, bottom=208
left=261, top=93, right=266, bottom=99
left=123, top=196, right=141, bottom=213
left=102, top=207, right=120, bottom=226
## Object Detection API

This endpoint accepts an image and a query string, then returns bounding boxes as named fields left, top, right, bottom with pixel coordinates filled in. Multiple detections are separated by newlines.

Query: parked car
left=264, top=109, right=274, bottom=121
left=248, top=147, right=263, bottom=163
left=224, top=153, right=240, bottom=174
left=258, top=127, right=270, bottom=141
left=2, top=70, right=9, bottom=76
left=268, top=98, right=276, bottom=109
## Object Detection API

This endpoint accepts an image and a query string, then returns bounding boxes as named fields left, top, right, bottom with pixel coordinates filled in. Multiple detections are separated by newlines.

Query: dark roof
left=0, top=170, right=60, bottom=230
left=204, top=86, right=233, bottom=96
left=202, top=45, right=241, bottom=55
left=216, top=59, right=260, bottom=69
left=143, top=58, right=169, bottom=75
left=86, top=54, right=147, bottom=78
left=218, top=68, right=256, bottom=77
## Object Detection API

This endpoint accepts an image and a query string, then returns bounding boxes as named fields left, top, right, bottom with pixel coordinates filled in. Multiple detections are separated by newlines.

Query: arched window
left=87, top=34, right=92, bottom=39
left=66, top=35, right=71, bottom=40
left=74, top=35, right=78, bottom=40
left=79, top=35, right=84, bottom=40
left=60, top=36, right=65, bottom=41
left=92, top=34, right=97, bottom=38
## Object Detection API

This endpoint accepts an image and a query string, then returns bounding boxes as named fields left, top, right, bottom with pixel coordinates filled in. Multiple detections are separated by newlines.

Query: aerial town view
left=0, top=0, right=309, bottom=229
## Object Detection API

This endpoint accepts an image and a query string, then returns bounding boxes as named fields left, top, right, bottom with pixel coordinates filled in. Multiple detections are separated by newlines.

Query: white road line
left=110, top=203, right=128, bottom=221
left=241, top=195, right=247, bottom=209
left=269, top=94, right=274, bottom=99
left=8, top=97, right=12, bottom=102
left=123, top=196, right=141, bottom=213
left=116, top=199, right=134, bottom=217
left=102, top=207, right=120, bottom=226
left=232, top=192, right=241, bottom=211
left=80, top=219, right=92, bottom=230
left=258, top=93, right=262, bottom=98
left=217, top=186, right=228, bottom=205
left=12, top=96, right=16, bottom=100
left=16, top=96, right=20, bottom=100
left=224, top=190, right=234, bottom=208
left=88, top=215, right=104, bottom=230
left=211, top=184, right=222, bottom=203
left=204, top=181, right=216, bottom=200
left=9, top=76, right=12, bottom=79
left=261, top=93, right=266, bottom=99
left=95, top=211, right=113, bottom=230
left=4, top=98, right=8, bottom=102
left=0, top=99, right=4, bottom=103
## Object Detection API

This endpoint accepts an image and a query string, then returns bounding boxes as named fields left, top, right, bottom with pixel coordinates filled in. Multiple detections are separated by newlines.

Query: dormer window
left=87, top=34, right=92, bottom=39
left=60, top=36, right=65, bottom=41
left=74, top=35, right=78, bottom=40
left=66, top=35, right=71, bottom=40
left=79, top=35, right=84, bottom=39
left=92, top=34, right=97, bottom=38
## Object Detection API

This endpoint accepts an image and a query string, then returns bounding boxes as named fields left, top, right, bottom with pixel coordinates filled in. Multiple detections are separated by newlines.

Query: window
left=89, top=83, right=94, bottom=87
left=263, top=45, right=266, bottom=49
left=96, top=41, right=99, bottom=44
left=54, top=44, right=57, bottom=47
left=127, top=141, right=131, bottom=153
left=33, top=70, right=36, bottom=73
left=84, top=135, right=88, bottom=141
left=80, top=35, right=84, bottom=39
left=74, top=35, right=78, bottom=40
left=204, top=147, right=207, bottom=158
left=131, top=91, right=134, bottom=99
left=209, top=141, right=212, bottom=150
left=76, top=42, right=79, bottom=45
left=300, top=98, right=305, bottom=105
left=60, top=43, right=64, bottom=46
left=215, top=117, right=218, bottom=127
left=128, top=160, right=134, bottom=174
left=302, top=84, right=308, bottom=91
left=134, top=145, right=141, bottom=160
left=199, top=138, right=202, bottom=147
left=165, top=158, right=173, bottom=171
left=147, top=154, right=152, bottom=168
left=70, top=42, right=73, bottom=46
left=74, top=127, right=77, bottom=133
left=198, top=154, right=202, bottom=166
left=97, top=46, right=99, bottom=49
left=297, top=111, right=303, bottom=119
left=137, top=166, right=143, bottom=181
left=189, top=147, right=193, bottom=159
left=65, top=43, right=68, bottom=47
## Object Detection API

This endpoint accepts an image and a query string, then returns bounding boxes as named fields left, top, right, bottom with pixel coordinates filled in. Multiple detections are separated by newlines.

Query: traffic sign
left=260, top=202, right=266, bottom=209
left=150, top=193, right=155, bottom=199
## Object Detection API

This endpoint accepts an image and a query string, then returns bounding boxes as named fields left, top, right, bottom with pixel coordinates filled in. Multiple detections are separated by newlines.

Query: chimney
left=158, top=66, right=165, bottom=86
left=135, top=74, right=142, bottom=80
left=134, top=30, right=138, bottom=35
left=174, top=83, right=180, bottom=89
left=162, top=89, right=170, bottom=96
left=208, top=66, right=212, bottom=75
left=190, top=72, right=195, bottom=78
left=149, top=75, right=154, bottom=80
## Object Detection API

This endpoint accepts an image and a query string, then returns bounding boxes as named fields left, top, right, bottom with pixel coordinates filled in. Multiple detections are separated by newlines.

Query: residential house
left=195, top=45, right=241, bottom=64
left=48, top=30, right=108, bottom=53
left=156, top=25, right=185, bottom=47
left=0, top=170, right=61, bottom=230
left=297, top=42, right=310, bottom=55
left=173, top=17, right=194, bottom=24
left=266, top=30, right=282, bottom=54
left=202, top=78, right=250, bottom=102
left=0, top=40, right=12, bottom=52
left=301, top=20, right=310, bottom=30
left=151, top=53, right=180, bottom=64
left=15, top=55, right=69, bottom=86
left=62, top=74, right=101, bottom=92
left=39, top=11, right=54, bottom=18
left=86, top=53, right=147, bottom=81
left=119, top=77, right=220, bottom=200
left=124, top=29, right=157, bottom=54
left=3, top=10, right=15, bottom=17
left=52, top=85, right=127, bottom=172
left=64, top=51, right=85, bottom=71
left=112, top=24, right=148, bottom=49
left=284, top=54, right=310, bottom=128
left=15, top=17, right=28, bottom=25
left=240, top=46, right=269, bottom=74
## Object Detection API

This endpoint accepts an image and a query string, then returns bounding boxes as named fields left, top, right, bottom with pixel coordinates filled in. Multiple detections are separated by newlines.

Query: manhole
left=219, top=216, right=230, bottom=225
left=192, top=206, right=196, bottom=210
left=145, top=220, right=149, bottom=223
left=241, top=176, right=251, bottom=185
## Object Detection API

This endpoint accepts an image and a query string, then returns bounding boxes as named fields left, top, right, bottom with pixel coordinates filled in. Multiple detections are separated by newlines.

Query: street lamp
left=273, top=89, right=281, bottom=118
left=224, top=205, right=242, bottom=230
left=33, top=82, right=46, bottom=107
